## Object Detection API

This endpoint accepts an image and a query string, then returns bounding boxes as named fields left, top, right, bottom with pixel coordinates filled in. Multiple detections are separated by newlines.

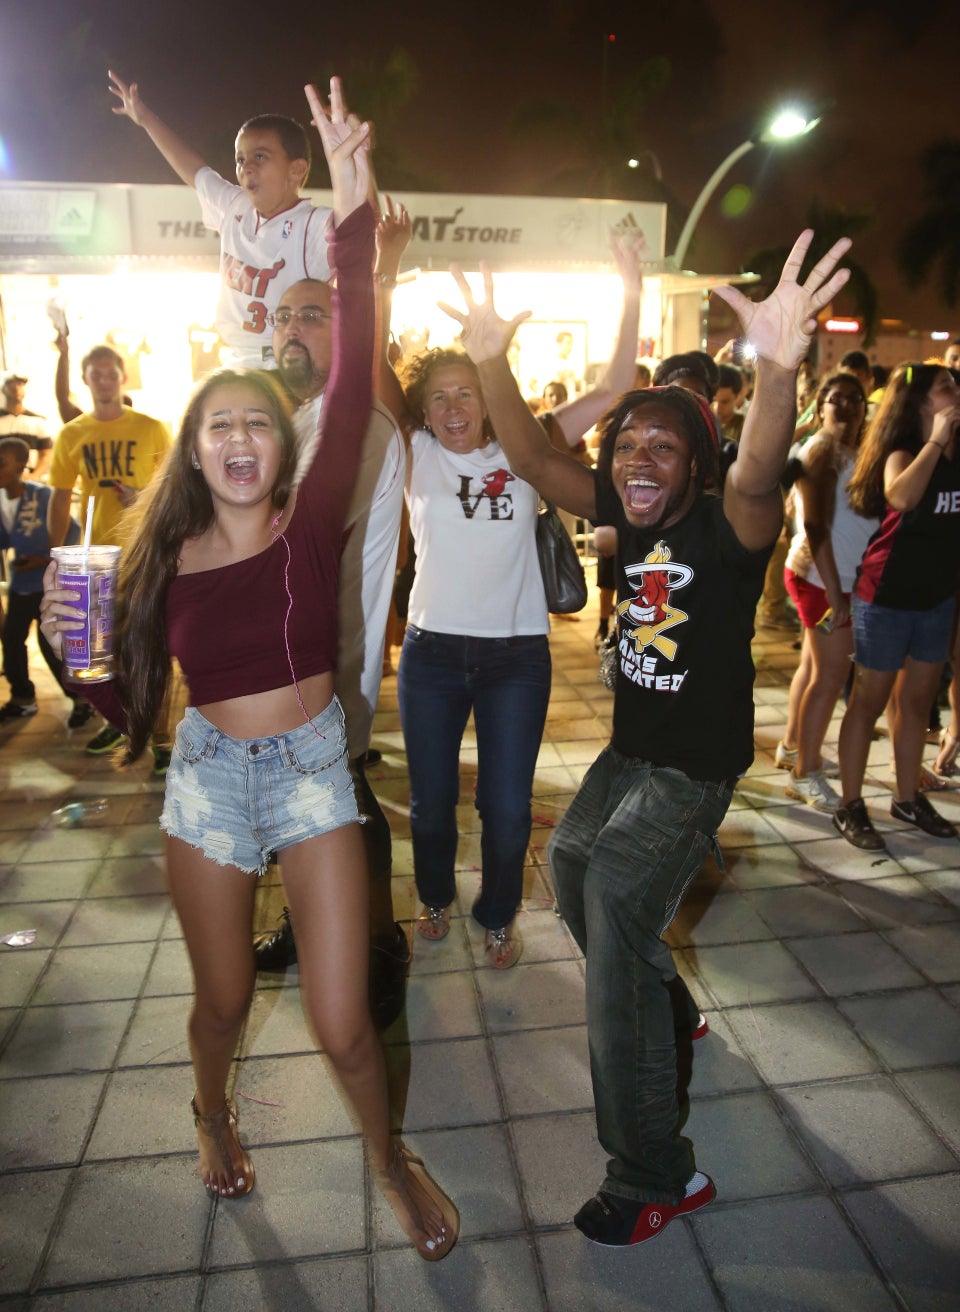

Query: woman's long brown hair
left=846, top=363, right=943, bottom=518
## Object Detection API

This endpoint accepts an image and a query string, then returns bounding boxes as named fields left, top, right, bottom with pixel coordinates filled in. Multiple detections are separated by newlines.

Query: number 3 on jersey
left=245, top=301, right=267, bottom=335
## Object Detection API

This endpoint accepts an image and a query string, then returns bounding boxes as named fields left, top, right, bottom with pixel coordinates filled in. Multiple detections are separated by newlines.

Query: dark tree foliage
left=898, top=140, right=960, bottom=310
left=747, top=199, right=879, bottom=345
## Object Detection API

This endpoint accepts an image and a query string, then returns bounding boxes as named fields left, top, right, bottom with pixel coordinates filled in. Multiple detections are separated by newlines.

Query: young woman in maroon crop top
left=40, top=80, right=457, bottom=1262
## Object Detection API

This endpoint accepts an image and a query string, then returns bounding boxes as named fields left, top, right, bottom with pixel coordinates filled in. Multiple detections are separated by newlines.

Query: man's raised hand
left=713, top=230, right=851, bottom=372
left=610, top=228, right=646, bottom=294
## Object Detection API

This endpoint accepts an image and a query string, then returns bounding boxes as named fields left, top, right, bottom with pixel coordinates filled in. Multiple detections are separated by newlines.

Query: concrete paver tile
left=788, top=932, right=926, bottom=995
left=777, top=1076, right=956, bottom=1186
left=725, top=1000, right=879, bottom=1084
left=372, top=1125, right=522, bottom=1247
left=373, top=1235, right=543, bottom=1312
left=685, top=1090, right=821, bottom=1200
left=385, top=1036, right=502, bottom=1132
left=537, top=1226, right=721, bottom=1312
left=843, top=1176, right=960, bottom=1312
left=34, top=943, right=154, bottom=1006
left=694, top=1194, right=899, bottom=1311
left=492, top=1025, right=592, bottom=1117
left=0, top=1168, right=72, bottom=1296
left=42, top=1157, right=209, bottom=1285
left=512, top=1111, right=606, bottom=1227
left=0, top=1072, right=105, bottom=1169
left=885, top=922, right=960, bottom=984
left=476, top=959, right=586, bottom=1033
left=203, top=1259, right=365, bottom=1312
left=691, top=941, right=820, bottom=1007
left=839, top=990, right=960, bottom=1069
left=208, top=1138, right=365, bottom=1265
left=0, top=999, right=135, bottom=1078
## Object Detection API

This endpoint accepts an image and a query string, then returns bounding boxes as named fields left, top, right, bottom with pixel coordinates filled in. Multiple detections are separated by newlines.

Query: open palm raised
left=713, top=230, right=851, bottom=371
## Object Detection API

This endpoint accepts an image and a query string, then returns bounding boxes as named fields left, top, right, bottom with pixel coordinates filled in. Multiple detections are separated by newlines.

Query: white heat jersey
left=295, top=394, right=407, bottom=760
left=195, top=166, right=333, bottom=368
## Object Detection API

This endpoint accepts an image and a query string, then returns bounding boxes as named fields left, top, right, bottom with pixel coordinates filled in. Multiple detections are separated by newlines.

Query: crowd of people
left=768, top=351, right=960, bottom=850
left=0, top=68, right=955, bottom=1262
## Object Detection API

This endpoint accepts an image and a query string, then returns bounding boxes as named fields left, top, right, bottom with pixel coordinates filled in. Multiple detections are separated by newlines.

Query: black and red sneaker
left=692, top=1012, right=709, bottom=1040
left=574, top=1172, right=716, bottom=1246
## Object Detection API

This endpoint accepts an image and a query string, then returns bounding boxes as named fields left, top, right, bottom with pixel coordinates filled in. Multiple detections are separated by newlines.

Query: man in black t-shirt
left=441, top=232, right=852, bottom=1246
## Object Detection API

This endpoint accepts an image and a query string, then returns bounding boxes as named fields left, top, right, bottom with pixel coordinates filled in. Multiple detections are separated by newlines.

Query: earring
left=191, top=453, right=200, bottom=470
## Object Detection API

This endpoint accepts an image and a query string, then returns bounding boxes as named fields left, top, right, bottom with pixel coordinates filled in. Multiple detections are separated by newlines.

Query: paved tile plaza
left=1, top=598, right=958, bottom=1310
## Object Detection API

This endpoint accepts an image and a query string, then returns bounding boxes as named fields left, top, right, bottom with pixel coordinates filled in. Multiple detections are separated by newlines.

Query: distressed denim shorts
left=159, top=697, right=362, bottom=875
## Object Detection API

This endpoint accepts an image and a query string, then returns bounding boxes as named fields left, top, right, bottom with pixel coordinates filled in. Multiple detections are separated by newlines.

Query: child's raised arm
left=109, top=70, right=206, bottom=188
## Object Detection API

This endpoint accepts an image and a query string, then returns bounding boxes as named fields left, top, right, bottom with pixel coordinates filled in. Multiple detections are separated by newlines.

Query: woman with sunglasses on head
left=834, top=362, right=960, bottom=850
left=39, top=79, right=457, bottom=1262
left=778, top=373, right=876, bottom=811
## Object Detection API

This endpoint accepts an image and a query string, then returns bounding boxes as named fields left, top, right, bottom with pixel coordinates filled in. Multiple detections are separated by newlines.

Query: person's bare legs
left=796, top=624, right=853, bottom=776
left=164, top=836, right=258, bottom=1196
left=838, top=665, right=898, bottom=806
left=280, top=823, right=454, bottom=1257
left=783, top=629, right=813, bottom=753
left=890, top=658, right=945, bottom=802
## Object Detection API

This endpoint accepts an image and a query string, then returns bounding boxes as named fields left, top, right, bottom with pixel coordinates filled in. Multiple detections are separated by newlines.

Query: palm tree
left=512, top=54, right=671, bottom=193
left=509, top=56, right=691, bottom=248
left=745, top=200, right=879, bottom=346
left=311, top=48, right=437, bottom=192
left=898, top=140, right=960, bottom=309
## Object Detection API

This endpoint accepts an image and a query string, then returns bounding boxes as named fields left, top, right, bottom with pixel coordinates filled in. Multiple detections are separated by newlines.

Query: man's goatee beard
left=278, top=349, right=313, bottom=391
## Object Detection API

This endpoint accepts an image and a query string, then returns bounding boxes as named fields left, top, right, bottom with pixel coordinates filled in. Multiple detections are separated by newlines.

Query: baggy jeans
left=549, top=745, right=732, bottom=1205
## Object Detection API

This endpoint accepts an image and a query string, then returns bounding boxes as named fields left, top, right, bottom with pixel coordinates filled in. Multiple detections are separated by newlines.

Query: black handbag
left=536, top=500, right=588, bottom=614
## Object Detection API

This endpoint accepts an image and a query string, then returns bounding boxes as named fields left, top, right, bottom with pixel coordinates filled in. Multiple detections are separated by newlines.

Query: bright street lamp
left=666, top=104, right=825, bottom=273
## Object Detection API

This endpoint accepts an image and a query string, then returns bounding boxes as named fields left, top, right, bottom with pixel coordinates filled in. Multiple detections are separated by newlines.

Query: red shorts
left=783, top=568, right=851, bottom=630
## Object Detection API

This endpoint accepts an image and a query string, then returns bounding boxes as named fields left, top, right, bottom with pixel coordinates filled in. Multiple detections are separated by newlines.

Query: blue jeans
left=549, top=746, right=733, bottom=1205
left=398, top=627, right=551, bottom=930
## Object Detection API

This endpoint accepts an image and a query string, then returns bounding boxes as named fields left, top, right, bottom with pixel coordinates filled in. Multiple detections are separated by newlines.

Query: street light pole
left=665, top=106, right=825, bottom=273
left=668, top=139, right=755, bottom=273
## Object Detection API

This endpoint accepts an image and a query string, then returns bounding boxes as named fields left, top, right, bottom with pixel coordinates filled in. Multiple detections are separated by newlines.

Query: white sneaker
left=775, top=741, right=839, bottom=777
left=785, top=769, right=841, bottom=813
left=774, top=741, right=797, bottom=770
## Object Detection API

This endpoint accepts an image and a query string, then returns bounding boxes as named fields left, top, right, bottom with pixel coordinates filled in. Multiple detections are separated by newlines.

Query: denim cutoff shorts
left=159, top=697, right=362, bottom=875
left=851, top=593, right=956, bottom=672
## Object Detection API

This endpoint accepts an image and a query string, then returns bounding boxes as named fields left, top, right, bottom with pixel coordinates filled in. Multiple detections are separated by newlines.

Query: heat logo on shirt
left=221, top=254, right=286, bottom=299
left=616, top=540, right=693, bottom=692
left=455, top=469, right=515, bottom=520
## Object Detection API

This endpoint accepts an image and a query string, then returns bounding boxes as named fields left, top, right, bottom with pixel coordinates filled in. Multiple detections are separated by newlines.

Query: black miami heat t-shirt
left=594, top=484, right=772, bottom=782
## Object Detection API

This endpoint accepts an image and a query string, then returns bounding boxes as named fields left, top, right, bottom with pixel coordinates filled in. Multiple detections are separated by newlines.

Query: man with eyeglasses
left=252, top=277, right=411, bottom=1030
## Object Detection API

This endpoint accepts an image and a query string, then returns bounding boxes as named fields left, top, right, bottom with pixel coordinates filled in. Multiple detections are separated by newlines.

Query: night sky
left=1, top=0, right=955, bottom=331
